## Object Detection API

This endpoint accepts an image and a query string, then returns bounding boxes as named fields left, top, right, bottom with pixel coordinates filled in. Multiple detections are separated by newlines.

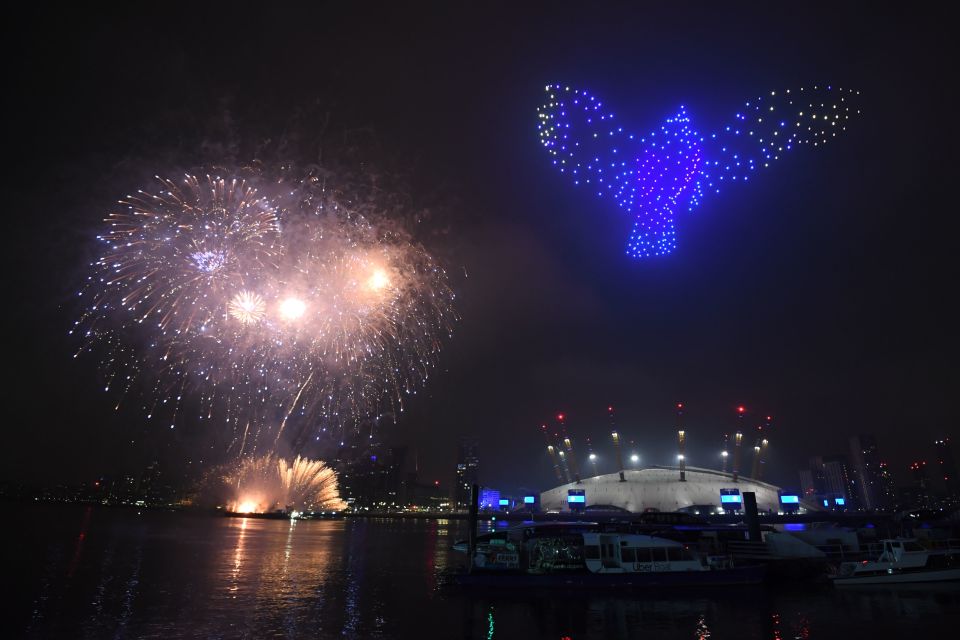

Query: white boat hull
left=834, top=568, right=960, bottom=585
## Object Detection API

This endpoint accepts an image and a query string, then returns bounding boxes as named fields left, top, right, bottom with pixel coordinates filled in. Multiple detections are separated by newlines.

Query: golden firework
left=228, top=291, right=266, bottom=324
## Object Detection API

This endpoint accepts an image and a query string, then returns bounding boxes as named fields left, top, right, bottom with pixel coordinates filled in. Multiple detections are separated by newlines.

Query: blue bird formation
left=536, top=84, right=860, bottom=258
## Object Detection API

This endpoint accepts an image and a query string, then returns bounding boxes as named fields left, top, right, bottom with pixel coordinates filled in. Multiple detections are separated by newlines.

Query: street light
left=588, top=452, right=599, bottom=478
left=630, top=454, right=640, bottom=464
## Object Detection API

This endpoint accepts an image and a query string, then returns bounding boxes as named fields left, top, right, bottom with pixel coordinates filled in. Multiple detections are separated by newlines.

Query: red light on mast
left=557, top=413, right=565, bottom=421
left=737, top=406, right=745, bottom=414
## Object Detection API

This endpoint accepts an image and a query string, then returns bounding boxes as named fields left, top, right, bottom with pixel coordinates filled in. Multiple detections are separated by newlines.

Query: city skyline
left=7, top=424, right=954, bottom=510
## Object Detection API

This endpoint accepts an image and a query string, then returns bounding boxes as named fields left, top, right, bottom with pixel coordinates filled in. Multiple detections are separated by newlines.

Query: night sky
left=5, top=4, right=956, bottom=493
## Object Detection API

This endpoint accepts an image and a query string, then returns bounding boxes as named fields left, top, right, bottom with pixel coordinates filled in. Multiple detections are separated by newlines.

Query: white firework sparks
left=74, top=171, right=457, bottom=453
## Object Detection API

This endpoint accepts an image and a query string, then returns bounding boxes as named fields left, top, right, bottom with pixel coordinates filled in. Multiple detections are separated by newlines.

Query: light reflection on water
left=9, top=505, right=960, bottom=639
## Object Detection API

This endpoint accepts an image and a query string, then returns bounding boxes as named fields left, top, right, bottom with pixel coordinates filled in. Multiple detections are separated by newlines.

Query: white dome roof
left=540, top=466, right=784, bottom=513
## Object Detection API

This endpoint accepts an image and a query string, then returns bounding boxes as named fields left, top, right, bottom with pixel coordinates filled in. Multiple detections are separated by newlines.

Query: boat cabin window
left=621, top=548, right=637, bottom=563
left=667, top=547, right=682, bottom=561
left=584, top=545, right=600, bottom=560
left=903, top=542, right=925, bottom=552
left=651, top=548, right=669, bottom=562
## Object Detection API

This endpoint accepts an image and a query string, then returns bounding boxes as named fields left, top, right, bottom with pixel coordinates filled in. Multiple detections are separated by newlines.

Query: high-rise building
left=849, top=435, right=883, bottom=510
left=454, top=437, right=480, bottom=510
left=799, top=468, right=818, bottom=499
left=877, top=461, right=897, bottom=508
left=935, top=438, right=958, bottom=500
left=334, top=437, right=406, bottom=509
left=804, top=455, right=855, bottom=509
left=909, top=460, right=931, bottom=508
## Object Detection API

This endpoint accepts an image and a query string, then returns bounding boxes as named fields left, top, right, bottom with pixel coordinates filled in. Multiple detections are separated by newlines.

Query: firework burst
left=229, top=290, right=267, bottom=324
left=74, top=171, right=456, bottom=453
left=216, top=454, right=347, bottom=513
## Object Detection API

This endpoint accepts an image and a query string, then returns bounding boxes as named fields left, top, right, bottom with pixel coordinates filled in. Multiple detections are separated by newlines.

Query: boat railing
left=922, top=538, right=960, bottom=552
left=817, top=542, right=883, bottom=562
left=726, top=540, right=774, bottom=560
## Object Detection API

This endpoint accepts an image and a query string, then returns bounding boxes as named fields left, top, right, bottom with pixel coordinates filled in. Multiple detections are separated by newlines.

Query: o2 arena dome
left=540, top=466, right=785, bottom=513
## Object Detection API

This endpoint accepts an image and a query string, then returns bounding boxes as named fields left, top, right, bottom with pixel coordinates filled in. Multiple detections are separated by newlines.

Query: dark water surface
left=7, top=504, right=960, bottom=639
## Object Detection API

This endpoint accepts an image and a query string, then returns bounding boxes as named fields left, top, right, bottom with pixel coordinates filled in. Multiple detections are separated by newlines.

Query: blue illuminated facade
left=720, top=488, right=742, bottom=512
left=779, top=493, right=801, bottom=513
left=537, top=84, right=860, bottom=258
left=479, top=488, right=501, bottom=510
left=567, top=489, right=586, bottom=513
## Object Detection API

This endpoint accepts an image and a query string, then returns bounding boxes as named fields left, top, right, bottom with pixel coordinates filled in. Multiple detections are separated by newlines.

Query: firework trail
left=74, top=171, right=457, bottom=453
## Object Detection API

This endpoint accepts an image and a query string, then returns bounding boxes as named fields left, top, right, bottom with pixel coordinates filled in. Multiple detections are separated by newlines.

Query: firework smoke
left=74, top=170, right=456, bottom=453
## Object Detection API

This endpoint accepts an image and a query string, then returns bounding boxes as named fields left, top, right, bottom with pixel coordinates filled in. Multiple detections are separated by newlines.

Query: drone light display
left=537, top=84, right=861, bottom=257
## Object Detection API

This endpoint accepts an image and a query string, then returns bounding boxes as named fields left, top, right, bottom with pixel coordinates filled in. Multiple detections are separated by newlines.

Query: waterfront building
left=801, top=455, right=855, bottom=510
left=454, top=437, right=480, bottom=510
left=479, top=487, right=501, bottom=510
left=877, top=461, right=897, bottom=507
left=799, top=468, right=818, bottom=499
left=935, top=438, right=958, bottom=501
left=335, top=439, right=406, bottom=509
left=539, top=466, right=801, bottom=514
left=821, top=455, right=856, bottom=510
left=909, top=460, right=931, bottom=508
left=849, top=435, right=884, bottom=510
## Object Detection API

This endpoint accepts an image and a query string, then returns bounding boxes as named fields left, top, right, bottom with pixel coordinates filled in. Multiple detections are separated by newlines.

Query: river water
left=8, top=504, right=960, bottom=638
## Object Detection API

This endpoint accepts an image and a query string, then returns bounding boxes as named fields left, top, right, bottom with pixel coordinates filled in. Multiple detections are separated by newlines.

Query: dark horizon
left=4, top=4, right=956, bottom=493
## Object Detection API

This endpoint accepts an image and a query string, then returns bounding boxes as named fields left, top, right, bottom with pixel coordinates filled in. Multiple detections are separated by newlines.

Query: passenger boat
left=832, top=538, right=960, bottom=585
left=452, top=522, right=765, bottom=588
